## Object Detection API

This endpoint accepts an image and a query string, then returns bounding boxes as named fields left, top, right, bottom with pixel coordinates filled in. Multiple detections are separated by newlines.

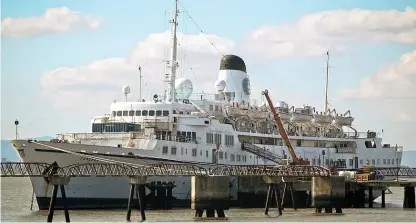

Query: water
left=2, top=178, right=416, bottom=222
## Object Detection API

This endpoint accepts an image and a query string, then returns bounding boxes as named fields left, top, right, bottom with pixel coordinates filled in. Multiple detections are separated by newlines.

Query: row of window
left=311, top=158, right=397, bottom=166
left=206, top=133, right=234, bottom=146
left=92, top=123, right=141, bottom=133
left=112, top=110, right=169, bottom=117
left=161, top=146, right=247, bottom=162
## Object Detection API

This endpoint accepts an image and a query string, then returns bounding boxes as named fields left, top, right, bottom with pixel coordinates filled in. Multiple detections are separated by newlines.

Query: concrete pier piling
left=126, top=176, right=147, bottom=222
left=191, top=176, right=230, bottom=219
left=47, top=176, right=71, bottom=223
left=403, top=186, right=416, bottom=209
left=312, top=176, right=345, bottom=214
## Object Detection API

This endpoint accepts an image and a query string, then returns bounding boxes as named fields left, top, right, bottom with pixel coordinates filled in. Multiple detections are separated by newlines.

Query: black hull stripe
left=34, top=148, right=220, bottom=166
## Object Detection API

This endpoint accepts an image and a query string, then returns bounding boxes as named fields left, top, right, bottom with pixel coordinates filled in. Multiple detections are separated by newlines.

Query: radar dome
left=175, top=78, right=193, bottom=100
left=122, top=85, right=131, bottom=94
left=215, top=79, right=226, bottom=92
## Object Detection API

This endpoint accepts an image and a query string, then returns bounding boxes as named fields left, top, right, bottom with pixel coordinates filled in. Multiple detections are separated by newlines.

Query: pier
left=1, top=162, right=416, bottom=222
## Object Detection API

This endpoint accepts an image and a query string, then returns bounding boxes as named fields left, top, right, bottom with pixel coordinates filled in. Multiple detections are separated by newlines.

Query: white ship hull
left=11, top=139, right=394, bottom=210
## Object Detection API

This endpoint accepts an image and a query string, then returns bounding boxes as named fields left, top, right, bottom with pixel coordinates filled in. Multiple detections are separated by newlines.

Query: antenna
left=14, top=119, right=19, bottom=139
left=324, top=50, right=329, bottom=114
left=138, top=65, right=142, bottom=102
left=166, top=0, right=179, bottom=103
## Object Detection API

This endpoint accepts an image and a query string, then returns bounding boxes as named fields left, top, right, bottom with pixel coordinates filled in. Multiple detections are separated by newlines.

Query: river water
left=1, top=177, right=415, bottom=222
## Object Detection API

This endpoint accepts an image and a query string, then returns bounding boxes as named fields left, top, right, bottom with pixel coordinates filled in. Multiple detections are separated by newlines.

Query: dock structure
left=2, top=162, right=416, bottom=222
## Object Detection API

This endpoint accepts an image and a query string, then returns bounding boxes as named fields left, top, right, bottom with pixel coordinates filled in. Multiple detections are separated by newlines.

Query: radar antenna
left=14, top=119, right=19, bottom=139
left=166, top=0, right=179, bottom=103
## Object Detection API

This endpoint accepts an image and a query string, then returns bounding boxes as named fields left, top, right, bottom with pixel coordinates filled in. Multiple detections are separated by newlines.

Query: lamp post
left=396, top=155, right=399, bottom=182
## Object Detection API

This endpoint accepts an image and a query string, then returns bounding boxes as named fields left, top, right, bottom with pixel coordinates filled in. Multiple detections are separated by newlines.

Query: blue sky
left=1, top=0, right=415, bottom=149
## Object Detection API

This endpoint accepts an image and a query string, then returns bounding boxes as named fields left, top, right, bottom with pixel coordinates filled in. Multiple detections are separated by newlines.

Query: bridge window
left=219, top=151, right=223, bottom=159
left=237, top=155, right=241, bottom=162
left=149, top=110, right=155, bottom=116
left=225, top=135, right=234, bottom=146
left=117, top=111, right=122, bottom=116
left=383, top=159, right=386, bottom=164
left=360, top=159, right=363, bottom=165
left=135, top=110, right=141, bottom=116
left=162, top=146, right=168, bottom=155
left=392, top=159, right=394, bottom=165
left=156, top=110, right=162, bottom=116
left=349, top=159, right=353, bottom=167
left=231, top=154, right=235, bottom=161
left=123, top=111, right=128, bottom=116
left=163, top=110, right=169, bottom=116
left=142, top=110, right=148, bottom=116
left=112, top=111, right=116, bottom=117
left=206, top=150, right=208, bottom=157
left=206, top=133, right=214, bottom=144
left=192, top=148, right=197, bottom=157
left=377, top=159, right=380, bottom=165
left=296, top=140, right=302, bottom=147
left=214, top=133, right=222, bottom=144
left=372, top=159, right=375, bottom=165
left=387, top=159, right=390, bottom=165
left=209, top=104, right=213, bottom=110
left=225, top=152, right=227, bottom=160
left=129, top=110, right=134, bottom=116
left=171, top=146, right=176, bottom=155
left=365, top=141, right=376, bottom=148
left=200, top=150, right=202, bottom=156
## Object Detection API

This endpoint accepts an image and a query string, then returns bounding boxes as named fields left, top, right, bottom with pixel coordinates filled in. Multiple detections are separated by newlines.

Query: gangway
left=241, top=142, right=284, bottom=165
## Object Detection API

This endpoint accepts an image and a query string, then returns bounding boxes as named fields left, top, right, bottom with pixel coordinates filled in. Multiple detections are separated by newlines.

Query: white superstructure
left=11, top=0, right=403, bottom=210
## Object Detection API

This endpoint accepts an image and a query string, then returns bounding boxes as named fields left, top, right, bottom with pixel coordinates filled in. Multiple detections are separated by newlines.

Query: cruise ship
left=11, top=0, right=403, bottom=210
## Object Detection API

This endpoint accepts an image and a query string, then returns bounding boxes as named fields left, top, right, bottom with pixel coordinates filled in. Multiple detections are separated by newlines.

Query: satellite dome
left=175, top=78, right=193, bottom=100
left=219, top=55, right=246, bottom=73
left=122, top=85, right=131, bottom=94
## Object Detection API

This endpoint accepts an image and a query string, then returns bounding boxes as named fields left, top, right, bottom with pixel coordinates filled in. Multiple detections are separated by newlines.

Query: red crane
left=262, top=90, right=310, bottom=165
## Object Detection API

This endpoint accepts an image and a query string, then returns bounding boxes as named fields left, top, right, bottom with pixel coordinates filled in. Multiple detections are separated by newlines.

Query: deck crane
left=262, top=90, right=310, bottom=165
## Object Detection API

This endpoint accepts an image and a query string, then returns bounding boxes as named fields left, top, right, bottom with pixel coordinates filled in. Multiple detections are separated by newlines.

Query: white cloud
left=244, top=7, right=416, bottom=58
left=1, top=7, right=101, bottom=37
left=40, top=31, right=235, bottom=114
left=342, top=49, right=416, bottom=122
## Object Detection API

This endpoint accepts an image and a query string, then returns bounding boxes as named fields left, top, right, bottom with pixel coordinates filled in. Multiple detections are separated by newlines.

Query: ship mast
left=166, top=0, right=179, bottom=103
left=324, top=50, right=329, bottom=114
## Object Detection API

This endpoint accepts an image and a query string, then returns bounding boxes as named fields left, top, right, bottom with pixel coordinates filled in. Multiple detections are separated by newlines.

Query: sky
left=1, top=0, right=415, bottom=150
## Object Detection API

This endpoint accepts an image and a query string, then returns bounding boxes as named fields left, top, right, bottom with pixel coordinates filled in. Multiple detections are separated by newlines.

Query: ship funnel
left=215, top=55, right=250, bottom=104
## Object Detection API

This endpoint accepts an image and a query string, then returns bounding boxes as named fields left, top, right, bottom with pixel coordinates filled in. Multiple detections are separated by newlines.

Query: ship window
left=237, top=155, right=241, bottom=162
left=192, top=148, right=197, bottom=157
left=129, top=110, right=134, bottom=116
left=135, top=110, right=141, bottom=116
left=225, top=152, right=227, bottom=159
left=214, top=133, right=222, bottom=144
left=206, top=150, right=208, bottom=157
left=387, top=159, right=390, bottom=165
left=142, top=110, right=148, bottom=116
left=181, top=147, right=184, bottom=155
left=360, top=159, right=363, bottom=165
left=123, top=111, right=128, bottom=116
left=219, top=151, right=223, bottom=159
left=149, top=110, right=155, bottom=116
left=209, top=104, right=213, bottom=111
left=192, top=132, right=196, bottom=142
left=206, top=133, right=213, bottom=144
left=349, top=159, right=353, bottom=166
left=156, top=110, right=162, bottom=116
left=392, top=159, right=394, bottom=165
left=230, top=154, right=235, bottom=161
left=162, top=146, right=168, bottom=155
left=225, top=135, right=234, bottom=146
left=171, top=146, right=176, bottom=155
left=204, top=120, right=209, bottom=124
left=296, top=140, right=302, bottom=146
left=312, top=159, right=316, bottom=165
left=372, top=159, right=375, bottom=165
left=377, top=159, right=380, bottom=165
left=173, top=110, right=177, bottom=114
left=383, top=159, right=386, bottom=164
left=117, top=111, right=122, bottom=116
left=200, top=150, right=202, bottom=156
left=163, top=110, right=169, bottom=116
left=112, top=111, right=116, bottom=117
left=185, top=149, right=187, bottom=154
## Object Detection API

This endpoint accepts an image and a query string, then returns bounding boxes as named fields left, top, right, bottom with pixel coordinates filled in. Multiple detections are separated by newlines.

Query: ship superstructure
left=11, top=0, right=403, bottom=209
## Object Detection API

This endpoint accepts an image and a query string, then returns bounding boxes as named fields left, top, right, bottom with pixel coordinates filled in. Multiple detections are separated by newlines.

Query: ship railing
left=56, top=132, right=140, bottom=141
left=344, top=131, right=381, bottom=139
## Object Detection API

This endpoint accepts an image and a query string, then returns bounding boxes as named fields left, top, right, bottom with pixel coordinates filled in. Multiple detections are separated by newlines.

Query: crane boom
left=262, top=90, right=310, bottom=165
